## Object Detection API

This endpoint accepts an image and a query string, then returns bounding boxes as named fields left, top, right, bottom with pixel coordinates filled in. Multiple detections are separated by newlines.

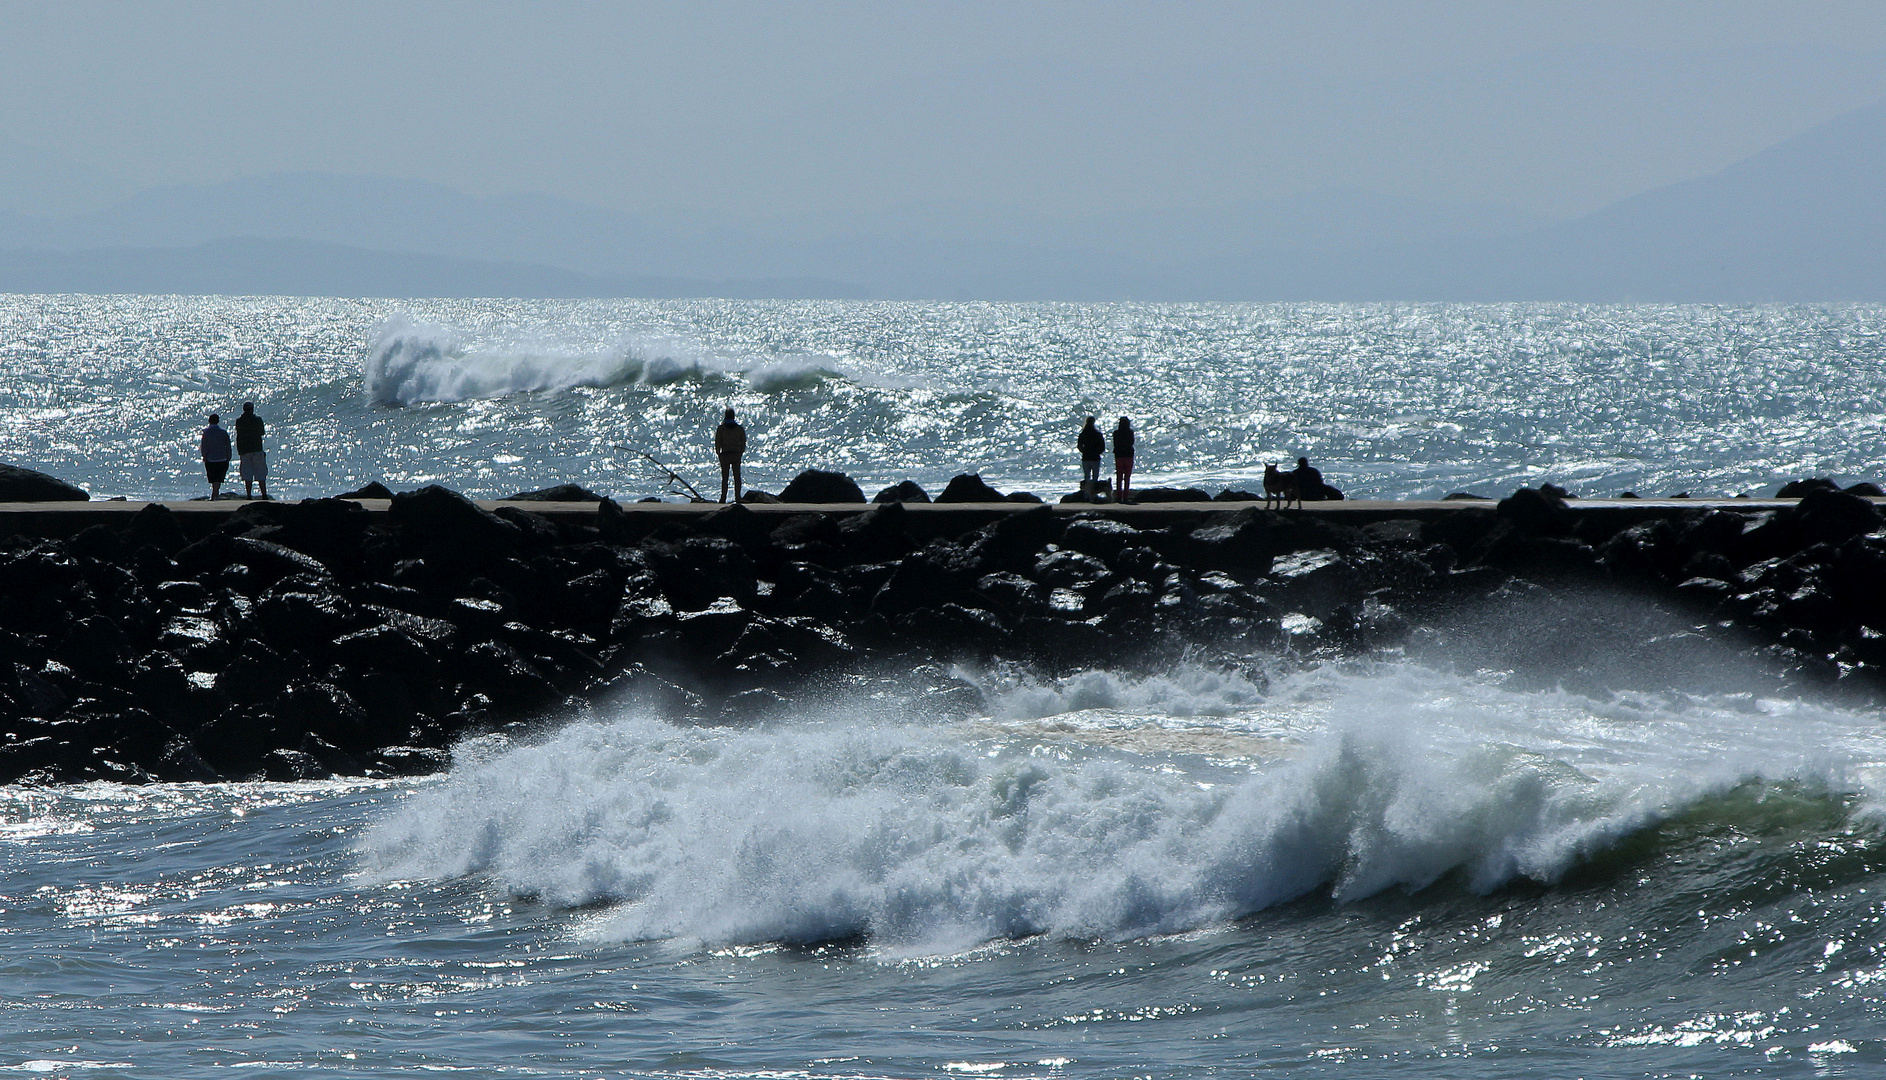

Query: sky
left=4, top=0, right=1886, bottom=233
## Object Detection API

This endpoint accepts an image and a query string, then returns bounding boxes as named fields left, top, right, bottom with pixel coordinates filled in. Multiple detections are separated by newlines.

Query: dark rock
left=1060, top=517, right=1142, bottom=561
left=374, top=745, right=451, bottom=776
left=739, top=490, right=781, bottom=504
left=1005, top=491, right=1045, bottom=503
left=231, top=536, right=333, bottom=585
left=263, top=748, right=328, bottom=781
left=779, top=470, right=866, bottom=504
left=508, top=483, right=604, bottom=502
left=338, top=481, right=397, bottom=500
left=966, top=505, right=1063, bottom=573
left=644, top=535, right=757, bottom=611
left=389, top=485, right=522, bottom=550
left=835, top=501, right=915, bottom=561
left=698, top=503, right=778, bottom=554
left=68, top=524, right=127, bottom=563
left=1846, top=482, right=1885, bottom=497
left=874, top=480, right=932, bottom=504
left=1443, top=492, right=1493, bottom=500
left=0, top=463, right=87, bottom=502
left=1778, top=477, right=1841, bottom=499
left=1132, top=487, right=1213, bottom=503
left=492, top=505, right=562, bottom=547
left=155, top=736, right=220, bottom=782
left=935, top=474, right=1006, bottom=503
left=1496, top=486, right=1576, bottom=537
left=333, top=625, right=435, bottom=675
left=1787, top=488, right=1883, bottom=548
left=125, top=505, right=192, bottom=560
left=1214, top=490, right=1262, bottom=501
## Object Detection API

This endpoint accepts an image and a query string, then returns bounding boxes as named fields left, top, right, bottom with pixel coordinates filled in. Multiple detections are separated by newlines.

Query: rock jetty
left=3, top=477, right=1884, bottom=785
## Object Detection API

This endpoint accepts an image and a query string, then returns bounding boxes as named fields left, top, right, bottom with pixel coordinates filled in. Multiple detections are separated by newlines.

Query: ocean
left=5, top=297, right=1886, bottom=1077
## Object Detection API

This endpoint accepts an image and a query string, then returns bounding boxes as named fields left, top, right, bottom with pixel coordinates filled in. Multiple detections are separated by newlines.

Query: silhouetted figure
left=235, top=402, right=268, bottom=500
left=1113, top=417, right=1136, bottom=503
left=715, top=407, right=747, bottom=503
left=200, top=413, right=231, bottom=500
left=1077, top=416, right=1106, bottom=493
left=1292, top=456, right=1343, bottom=501
left=1263, top=462, right=1299, bottom=509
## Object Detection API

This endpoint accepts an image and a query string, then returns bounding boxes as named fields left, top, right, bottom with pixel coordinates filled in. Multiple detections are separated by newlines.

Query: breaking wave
left=356, top=662, right=1886, bottom=955
left=363, top=317, right=848, bottom=405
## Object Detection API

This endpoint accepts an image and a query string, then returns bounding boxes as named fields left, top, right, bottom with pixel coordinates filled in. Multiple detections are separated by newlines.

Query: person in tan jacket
left=715, top=407, right=747, bottom=502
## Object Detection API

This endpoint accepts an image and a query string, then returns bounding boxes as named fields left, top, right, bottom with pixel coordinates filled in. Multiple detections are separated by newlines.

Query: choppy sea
left=6, top=297, right=1886, bottom=1077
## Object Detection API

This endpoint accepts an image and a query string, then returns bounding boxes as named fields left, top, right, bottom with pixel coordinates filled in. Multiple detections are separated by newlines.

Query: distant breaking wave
left=363, top=316, right=845, bottom=405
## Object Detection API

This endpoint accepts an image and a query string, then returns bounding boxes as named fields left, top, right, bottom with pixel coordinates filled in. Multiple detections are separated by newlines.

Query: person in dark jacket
left=1077, top=416, right=1106, bottom=491
left=1113, top=417, right=1136, bottom=503
left=234, top=402, right=268, bottom=500
left=199, top=413, right=232, bottom=500
left=1292, top=456, right=1343, bottom=501
left=714, top=407, right=747, bottom=502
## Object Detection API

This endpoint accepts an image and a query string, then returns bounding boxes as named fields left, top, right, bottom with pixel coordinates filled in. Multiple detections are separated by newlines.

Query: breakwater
left=3, top=483, right=1883, bottom=785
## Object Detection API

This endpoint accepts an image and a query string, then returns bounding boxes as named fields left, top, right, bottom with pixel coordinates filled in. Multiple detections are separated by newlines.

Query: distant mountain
left=0, top=237, right=868, bottom=300
left=1183, top=96, right=1886, bottom=302
left=0, top=96, right=1878, bottom=301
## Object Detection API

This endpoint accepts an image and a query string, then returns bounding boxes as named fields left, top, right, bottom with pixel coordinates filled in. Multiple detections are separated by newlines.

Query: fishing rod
left=618, top=446, right=708, bottom=502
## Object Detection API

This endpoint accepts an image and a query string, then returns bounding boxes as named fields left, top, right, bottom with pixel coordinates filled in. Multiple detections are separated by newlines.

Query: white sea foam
left=355, top=662, right=1886, bottom=955
left=362, top=316, right=736, bottom=405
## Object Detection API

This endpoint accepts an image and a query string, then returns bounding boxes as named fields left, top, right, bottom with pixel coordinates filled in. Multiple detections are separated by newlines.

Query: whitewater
left=6, top=297, right=1886, bottom=1076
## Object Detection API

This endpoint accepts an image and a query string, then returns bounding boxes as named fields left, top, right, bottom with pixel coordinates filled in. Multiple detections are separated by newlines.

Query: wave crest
left=355, top=662, right=1875, bottom=954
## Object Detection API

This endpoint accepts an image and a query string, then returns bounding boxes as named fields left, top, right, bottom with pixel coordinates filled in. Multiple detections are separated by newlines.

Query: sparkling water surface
left=1, top=297, right=1883, bottom=501
left=6, top=298, right=1886, bottom=1077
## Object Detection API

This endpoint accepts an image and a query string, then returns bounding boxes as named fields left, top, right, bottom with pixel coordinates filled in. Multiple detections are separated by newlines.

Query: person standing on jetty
left=199, top=413, right=232, bottom=500
left=235, top=401, right=268, bottom=500
left=715, top=407, right=747, bottom=502
left=1113, top=416, right=1136, bottom=504
left=1078, top=416, right=1106, bottom=495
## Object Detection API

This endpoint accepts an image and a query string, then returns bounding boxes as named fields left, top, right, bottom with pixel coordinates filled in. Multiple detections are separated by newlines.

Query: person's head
left=1297, top=457, right=1309, bottom=467
left=242, top=402, right=255, bottom=414
left=724, top=407, right=736, bottom=422
left=207, top=414, right=219, bottom=425
left=1117, top=416, right=1131, bottom=428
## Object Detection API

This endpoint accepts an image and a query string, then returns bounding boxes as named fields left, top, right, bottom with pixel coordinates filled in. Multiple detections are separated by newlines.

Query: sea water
left=5, top=298, right=1886, bottom=1077
left=2, top=297, right=1884, bottom=501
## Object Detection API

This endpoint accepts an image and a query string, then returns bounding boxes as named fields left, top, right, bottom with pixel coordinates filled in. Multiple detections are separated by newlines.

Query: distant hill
left=0, top=236, right=869, bottom=300
left=0, top=96, right=1879, bottom=301
left=1184, top=97, right=1886, bottom=302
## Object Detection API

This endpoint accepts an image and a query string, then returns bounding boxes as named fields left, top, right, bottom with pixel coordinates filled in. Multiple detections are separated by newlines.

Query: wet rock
left=874, top=480, right=931, bottom=504
left=374, top=745, right=452, bottom=775
left=739, top=490, right=781, bottom=504
left=1059, top=517, right=1142, bottom=561
left=0, top=463, right=87, bottom=501
left=779, top=470, right=866, bottom=504
left=644, top=535, right=756, bottom=611
left=338, top=481, right=397, bottom=500
left=1777, top=477, right=1841, bottom=498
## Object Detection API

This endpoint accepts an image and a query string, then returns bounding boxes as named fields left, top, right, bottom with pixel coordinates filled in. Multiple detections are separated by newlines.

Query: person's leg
left=720, top=460, right=731, bottom=502
left=733, top=460, right=743, bottom=501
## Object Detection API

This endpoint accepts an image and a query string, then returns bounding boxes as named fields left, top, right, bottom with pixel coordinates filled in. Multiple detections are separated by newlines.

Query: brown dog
left=1263, top=463, right=1300, bottom=509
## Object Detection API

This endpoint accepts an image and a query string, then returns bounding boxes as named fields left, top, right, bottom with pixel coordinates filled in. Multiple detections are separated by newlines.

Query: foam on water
left=355, top=661, right=1886, bottom=957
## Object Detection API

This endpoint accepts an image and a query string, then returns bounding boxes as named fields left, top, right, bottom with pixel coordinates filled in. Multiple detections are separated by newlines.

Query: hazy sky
left=5, top=0, right=1886, bottom=226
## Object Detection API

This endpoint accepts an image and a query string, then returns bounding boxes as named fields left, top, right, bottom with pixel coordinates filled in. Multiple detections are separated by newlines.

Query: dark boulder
left=508, top=483, right=604, bottom=502
left=835, top=501, right=915, bottom=562
left=1777, top=477, right=1841, bottom=499
left=1787, top=488, right=1883, bottom=548
left=874, top=480, right=931, bottom=504
left=124, top=503, right=190, bottom=556
left=698, top=503, right=778, bottom=555
left=337, top=481, right=397, bottom=500
left=1059, top=517, right=1142, bottom=561
left=1131, top=487, right=1212, bottom=503
left=389, top=485, right=522, bottom=550
left=779, top=470, right=866, bottom=504
left=935, top=474, right=1005, bottom=503
left=0, top=463, right=87, bottom=502
left=964, top=504, right=1063, bottom=573
left=643, top=535, right=757, bottom=611
left=1497, top=486, right=1576, bottom=537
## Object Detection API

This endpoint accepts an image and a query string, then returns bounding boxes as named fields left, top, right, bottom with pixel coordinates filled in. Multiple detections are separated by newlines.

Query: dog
left=1263, top=462, right=1301, bottom=509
